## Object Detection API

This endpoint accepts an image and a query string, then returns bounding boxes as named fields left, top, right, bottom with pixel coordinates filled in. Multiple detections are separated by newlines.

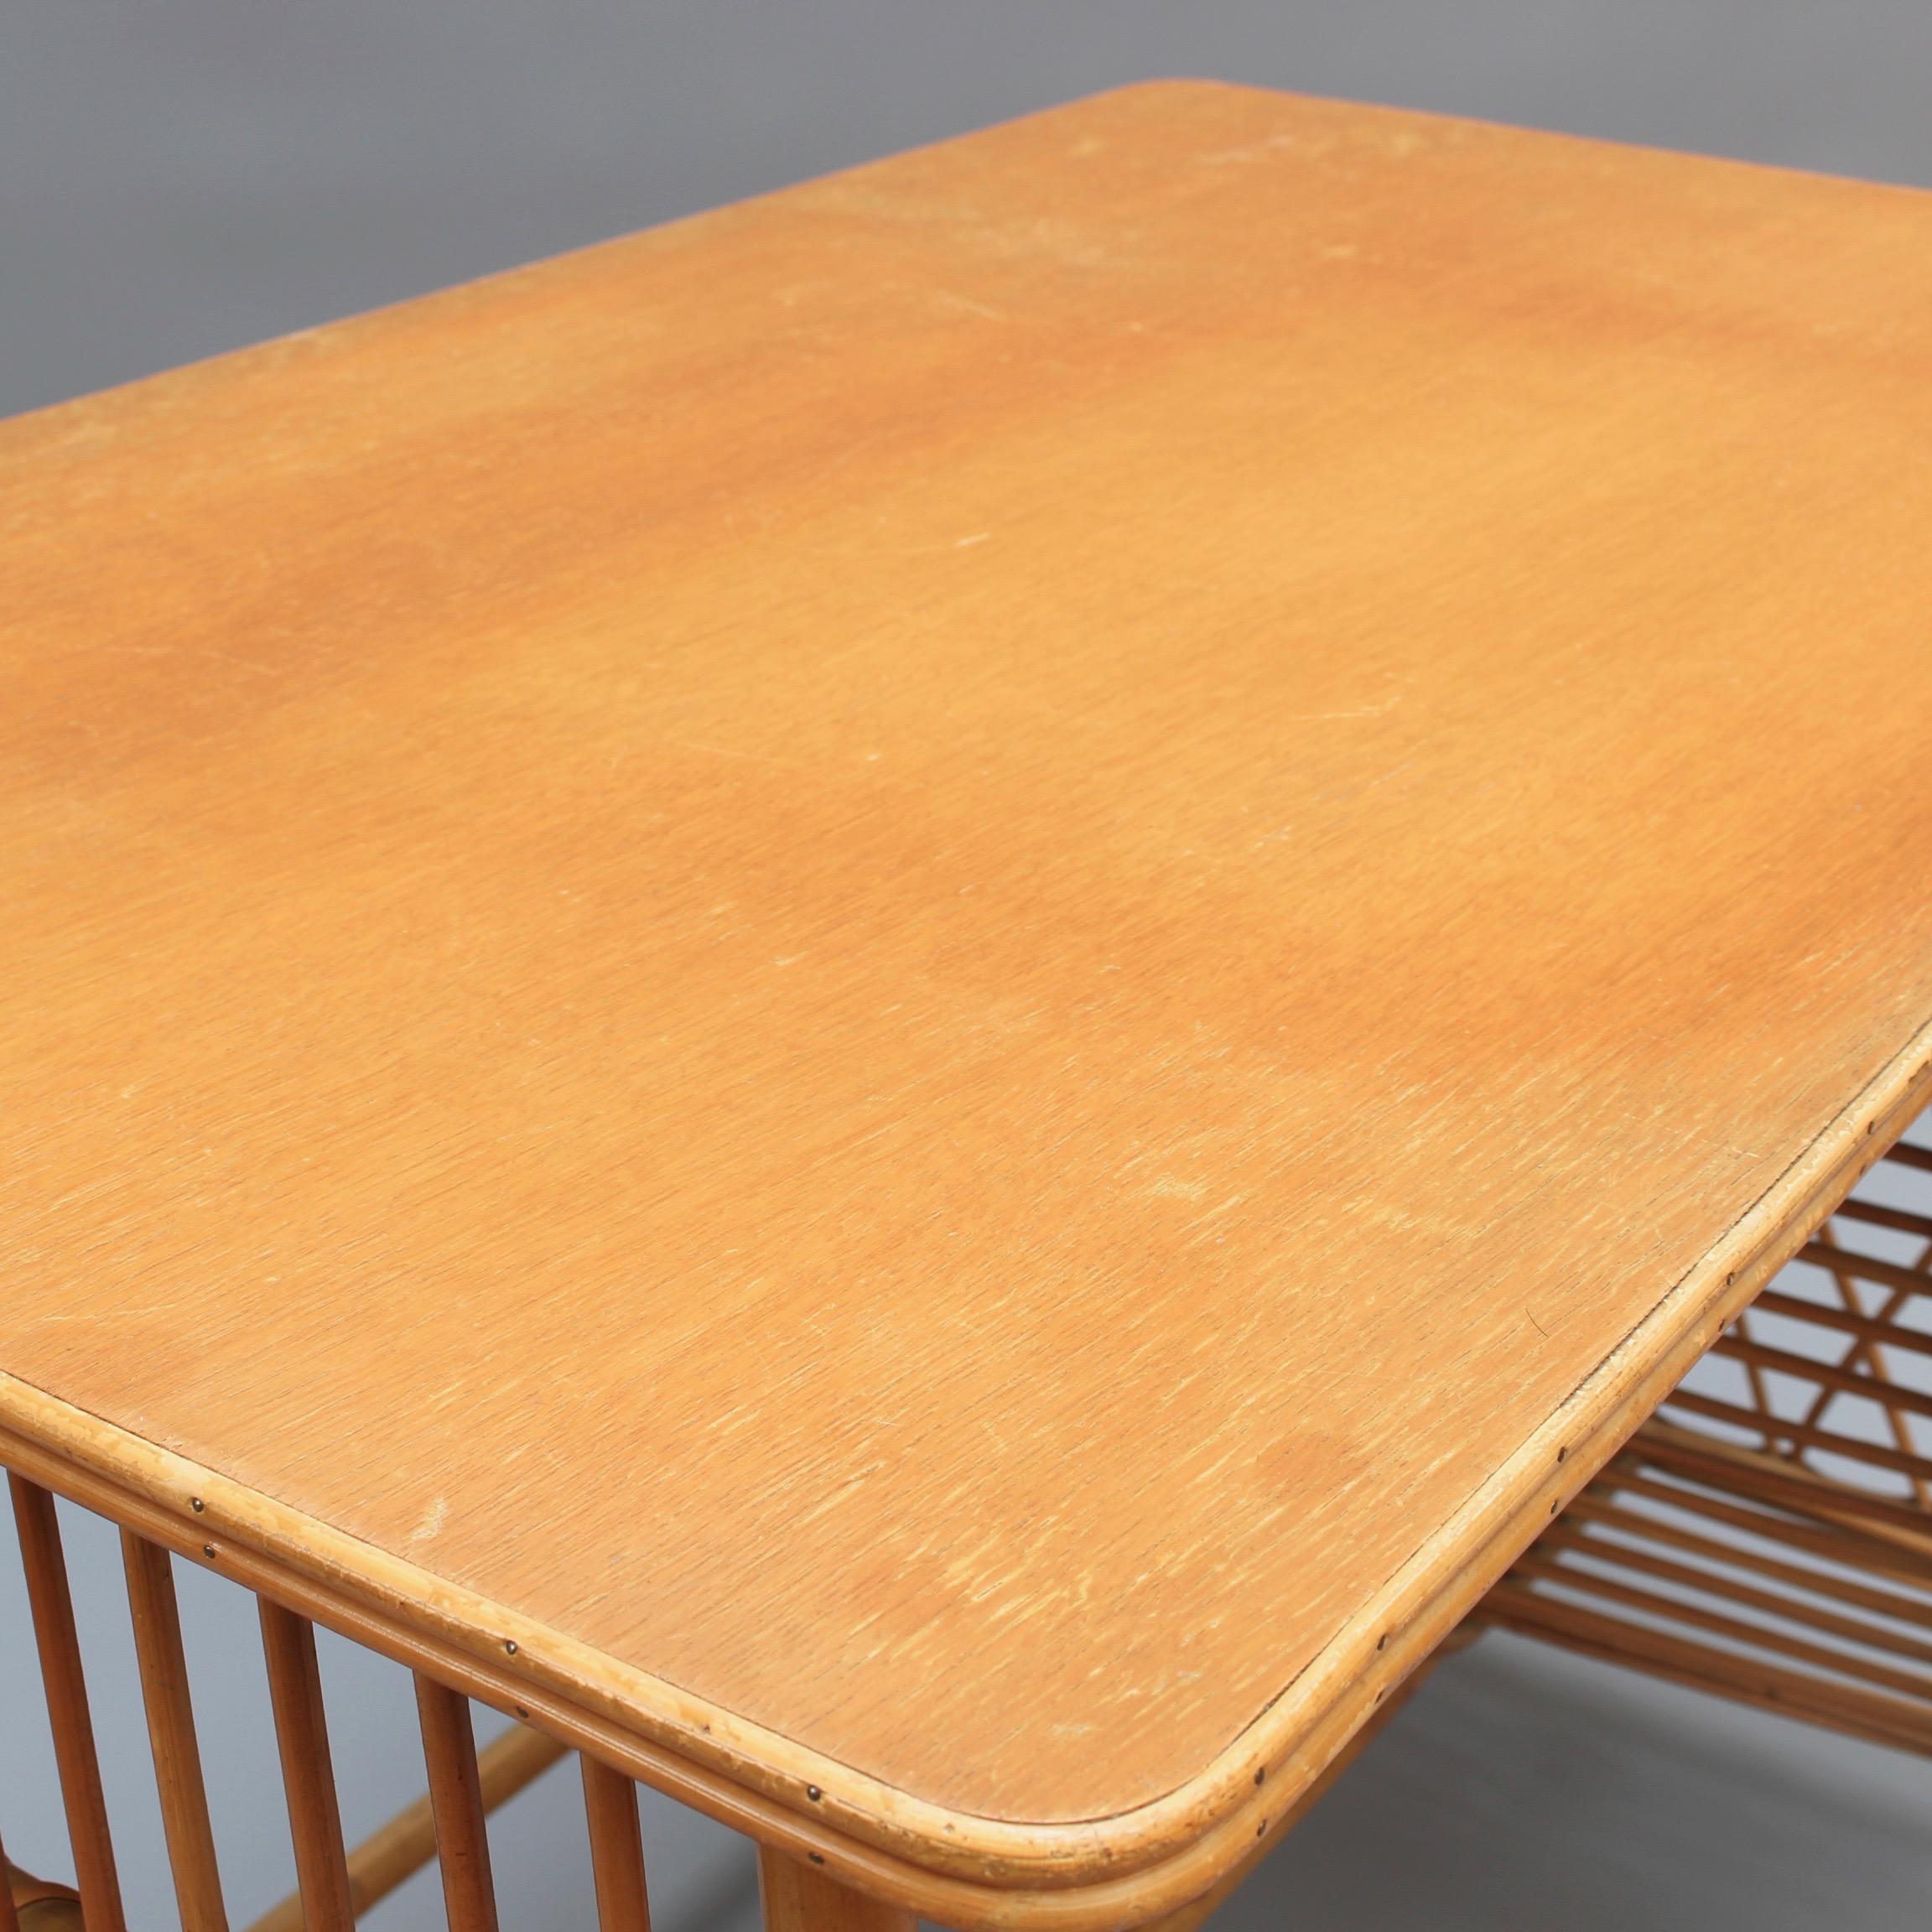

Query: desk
left=4, top=80, right=1932, bottom=1932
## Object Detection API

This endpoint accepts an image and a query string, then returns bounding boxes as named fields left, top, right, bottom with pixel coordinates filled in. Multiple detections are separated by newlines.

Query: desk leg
left=756, top=1849, right=913, bottom=1932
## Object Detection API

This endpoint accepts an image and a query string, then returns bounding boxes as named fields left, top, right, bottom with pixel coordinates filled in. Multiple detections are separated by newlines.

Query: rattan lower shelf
left=1488, top=1134, right=1932, bottom=1756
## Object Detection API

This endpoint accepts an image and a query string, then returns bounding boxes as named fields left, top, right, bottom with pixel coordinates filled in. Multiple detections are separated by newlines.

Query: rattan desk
left=5, top=80, right=1932, bottom=1932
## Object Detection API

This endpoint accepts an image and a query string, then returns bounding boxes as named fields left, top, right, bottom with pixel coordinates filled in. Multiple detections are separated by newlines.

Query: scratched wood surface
left=5, top=80, right=1932, bottom=1835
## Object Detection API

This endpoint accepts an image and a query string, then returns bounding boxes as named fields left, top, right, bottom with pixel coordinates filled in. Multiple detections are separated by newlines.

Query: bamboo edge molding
left=2, top=1025, right=1927, bottom=1932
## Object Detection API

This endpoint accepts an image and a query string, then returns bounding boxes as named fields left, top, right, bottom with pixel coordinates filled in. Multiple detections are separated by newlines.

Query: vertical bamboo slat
left=121, top=1532, right=229, bottom=1932
left=413, top=1677, right=500, bottom=1932
left=755, top=1848, right=913, bottom=1932
left=257, top=1602, right=354, bottom=1932
left=246, top=1724, right=564, bottom=1932
left=579, top=1756, right=652, bottom=1932
left=7, top=1475, right=126, bottom=1932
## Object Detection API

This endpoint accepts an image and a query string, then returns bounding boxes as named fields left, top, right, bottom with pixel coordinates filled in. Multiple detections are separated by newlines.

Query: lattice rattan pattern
left=1489, top=1132, right=1932, bottom=1754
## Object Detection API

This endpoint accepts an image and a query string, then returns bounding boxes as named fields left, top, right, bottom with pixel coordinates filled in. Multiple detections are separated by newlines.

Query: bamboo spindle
left=579, top=1756, right=652, bottom=1932
left=413, top=1677, right=501, bottom=1932
left=121, top=1532, right=228, bottom=1932
left=257, top=1602, right=354, bottom=1932
left=246, top=1724, right=564, bottom=1932
left=8, top=1476, right=125, bottom=1932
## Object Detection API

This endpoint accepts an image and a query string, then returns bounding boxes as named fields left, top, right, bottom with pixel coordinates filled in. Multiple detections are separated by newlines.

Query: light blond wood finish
left=8, top=1478, right=126, bottom=1932
left=413, top=1677, right=501, bottom=1932
left=8, top=77, right=1932, bottom=1924
left=248, top=1722, right=566, bottom=1932
left=121, top=1532, right=229, bottom=1932
left=257, top=1603, right=354, bottom=1932
left=757, top=1848, right=911, bottom=1932
left=580, top=1757, right=652, bottom=1932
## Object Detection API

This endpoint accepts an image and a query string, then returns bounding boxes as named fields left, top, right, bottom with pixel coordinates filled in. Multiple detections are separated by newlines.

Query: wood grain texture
left=5, top=75, right=1932, bottom=1865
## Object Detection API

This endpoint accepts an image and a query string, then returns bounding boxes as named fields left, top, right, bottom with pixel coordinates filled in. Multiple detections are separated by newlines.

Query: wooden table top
left=6, top=78, right=1932, bottom=1914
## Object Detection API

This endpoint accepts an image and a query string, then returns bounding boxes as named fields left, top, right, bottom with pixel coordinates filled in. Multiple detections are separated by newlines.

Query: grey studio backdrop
left=3, top=5, right=1932, bottom=1929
